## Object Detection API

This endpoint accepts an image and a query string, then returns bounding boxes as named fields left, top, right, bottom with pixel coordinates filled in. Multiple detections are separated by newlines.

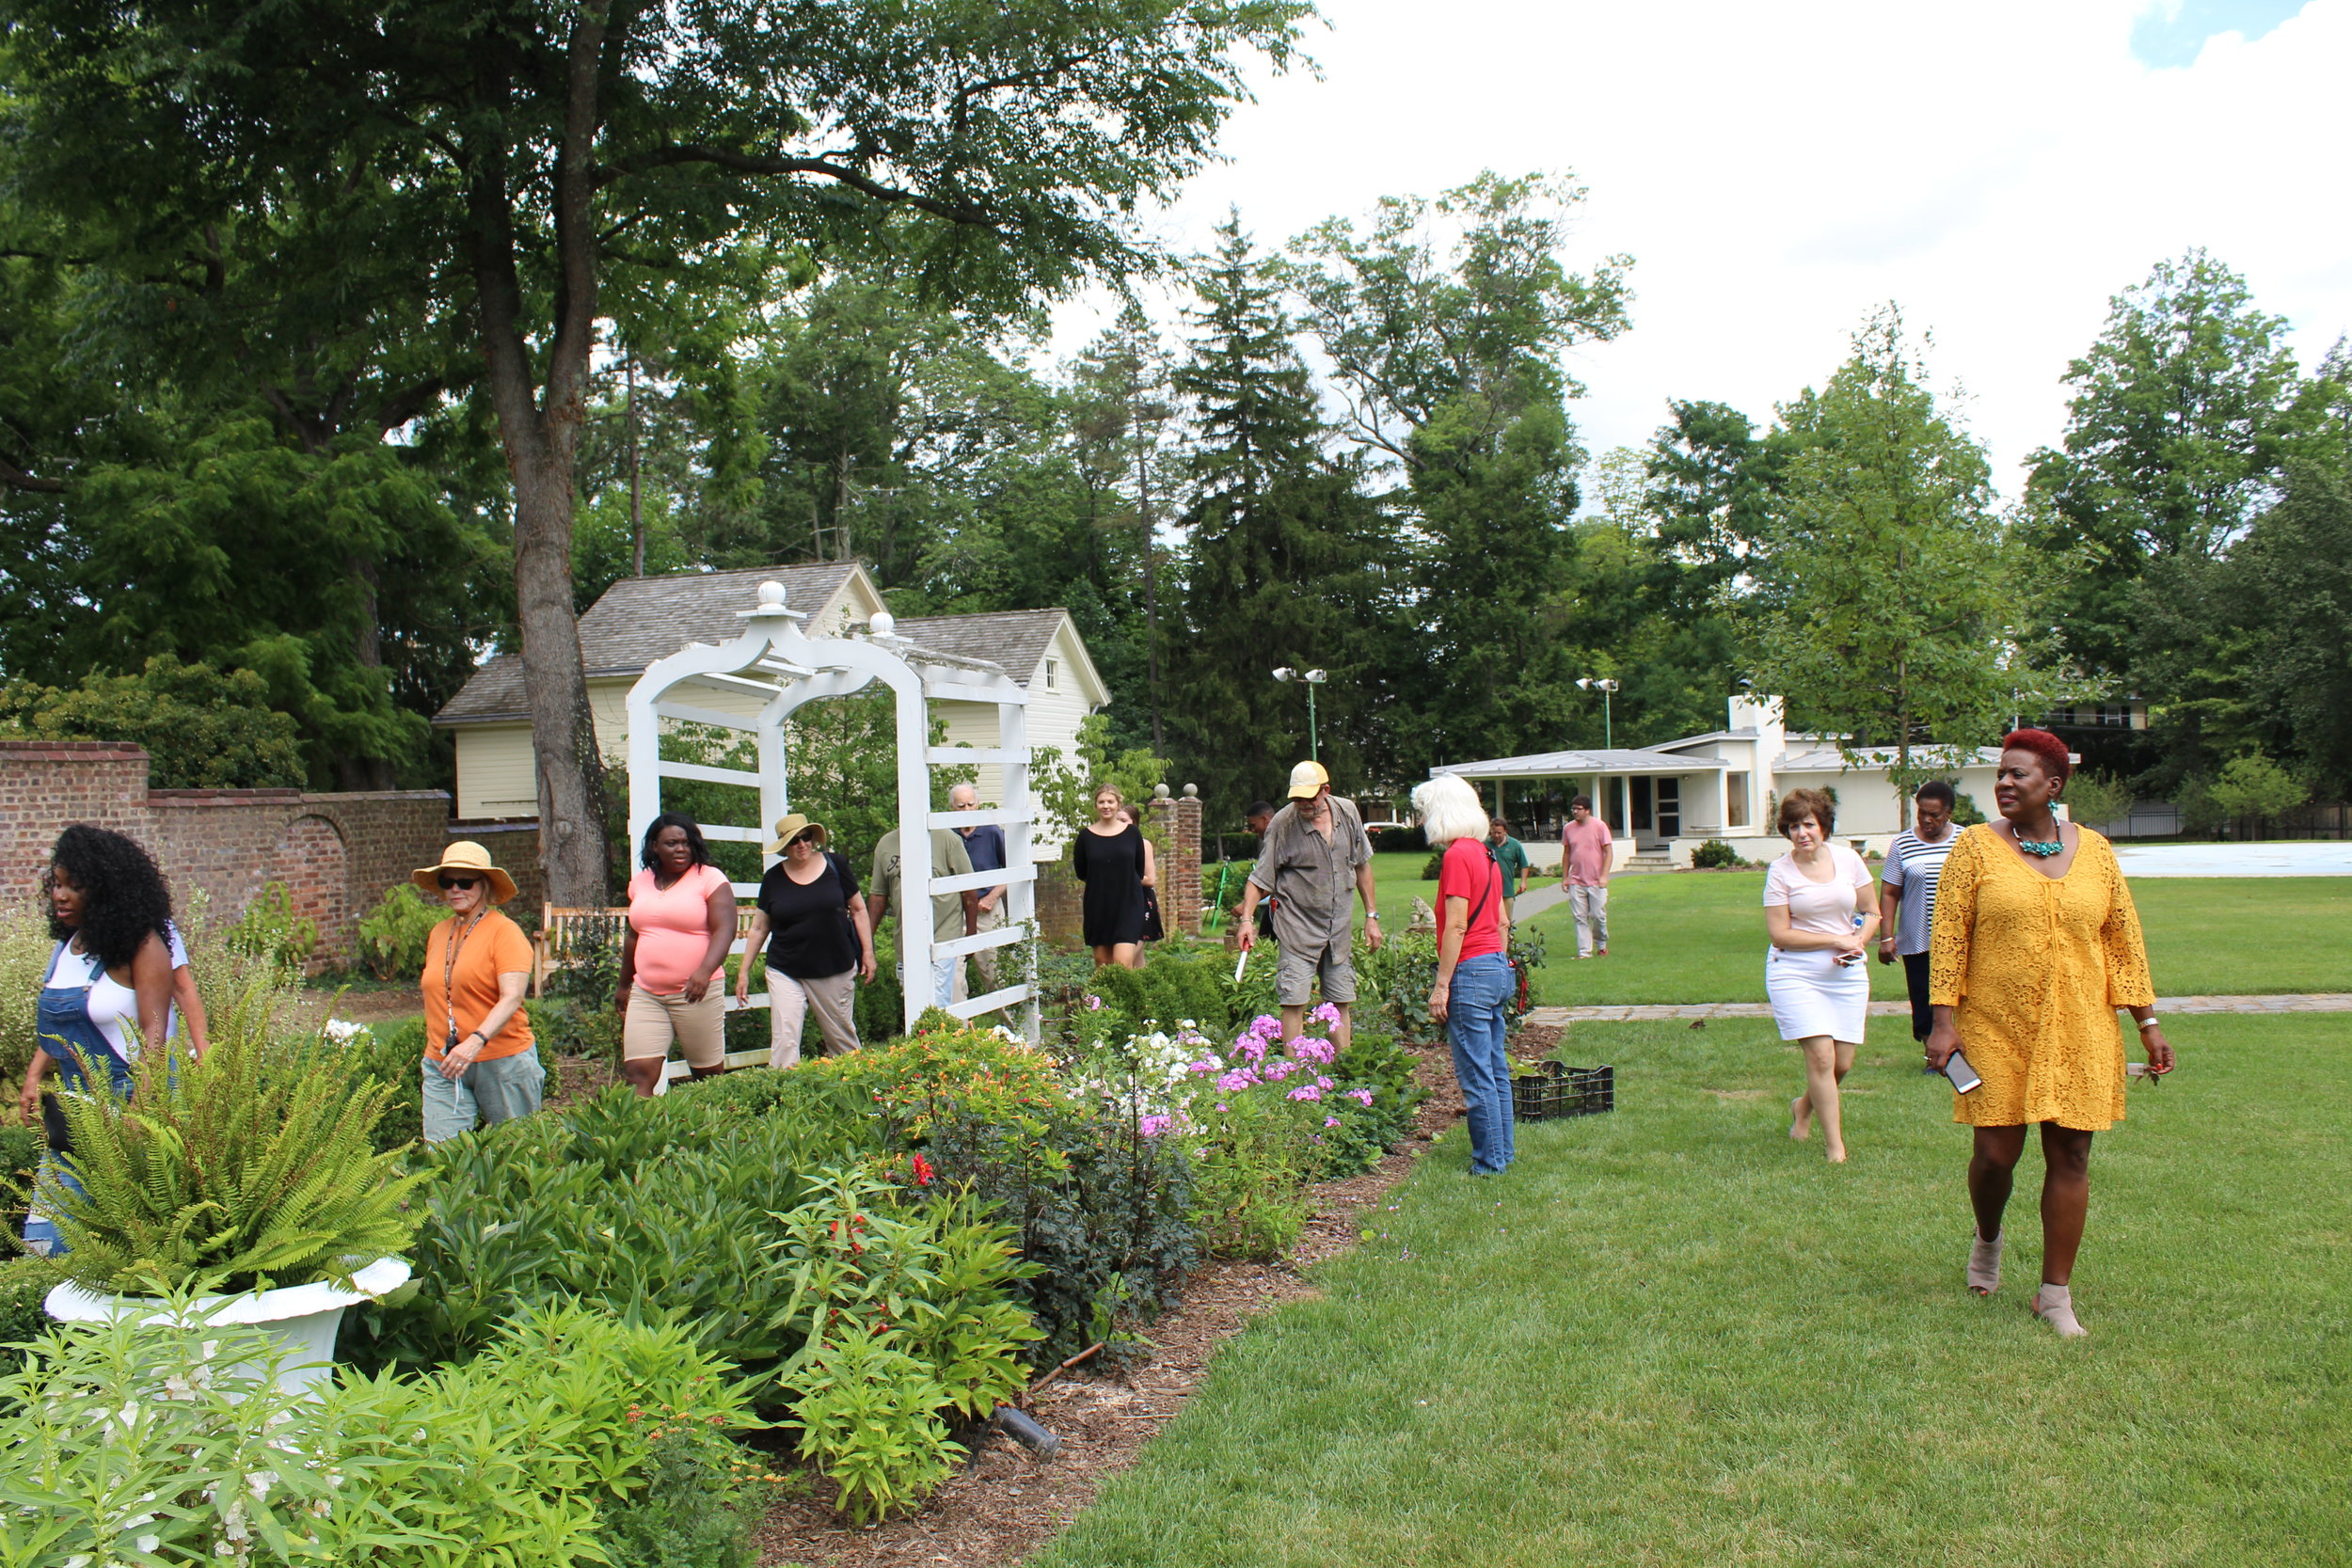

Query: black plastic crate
left=1511, top=1061, right=1613, bottom=1121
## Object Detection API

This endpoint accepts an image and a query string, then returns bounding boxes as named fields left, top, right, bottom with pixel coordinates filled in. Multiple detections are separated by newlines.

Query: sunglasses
left=437, top=876, right=480, bottom=891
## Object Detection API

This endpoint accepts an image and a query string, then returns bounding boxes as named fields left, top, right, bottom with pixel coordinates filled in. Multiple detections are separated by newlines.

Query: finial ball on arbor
left=757, top=579, right=787, bottom=609
left=1153, top=783, right=1170, bottom=800
left=869, top=610, right=897, bottom=639
left=1183, top=783, right=1199, bottom=798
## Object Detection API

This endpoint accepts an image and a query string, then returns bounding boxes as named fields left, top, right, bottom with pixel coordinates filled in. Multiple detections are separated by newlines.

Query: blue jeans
left=1446, top=953, right=1516, bottom=1175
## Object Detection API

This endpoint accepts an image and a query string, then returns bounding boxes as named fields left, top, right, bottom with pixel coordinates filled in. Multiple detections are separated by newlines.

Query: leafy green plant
left=1691, top=838, right=1748, bottom=869
left=0, top=1123, right=40, bottom=1239
left=0, top=653, right=307, bottom=789
left=785, top=1323, right=961, bottom=1525
left=0, top=1293, right=769, bottom=1567
left=0, top=1254, right=60, bottom=1402
left=225, top=879, right=320, bottom=969
left=327, top=1017, right=426, bottom=1152
left=357, top=882, right=445, bottom=979
left=1373, top=927, right=1545, bottom=1046
left=41, top=997, right=423, bottom=1295
left=1421, top=849, right=1445, bottom=879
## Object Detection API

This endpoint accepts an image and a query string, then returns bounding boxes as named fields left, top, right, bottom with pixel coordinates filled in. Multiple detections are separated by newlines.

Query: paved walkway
left=1524, top=993, right=2352, bottom=1025
left=2112, top=842, right=2352, bottom=877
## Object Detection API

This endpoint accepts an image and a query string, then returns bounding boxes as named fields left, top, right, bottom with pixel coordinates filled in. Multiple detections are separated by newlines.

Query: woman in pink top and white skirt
left=615, top=813, right=739, bottom=1097
left=1762, top=788, right=1879, bottom=1164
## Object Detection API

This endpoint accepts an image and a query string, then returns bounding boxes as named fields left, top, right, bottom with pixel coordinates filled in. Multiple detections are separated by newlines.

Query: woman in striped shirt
left=1877, top=781, right=1960, bottom=1044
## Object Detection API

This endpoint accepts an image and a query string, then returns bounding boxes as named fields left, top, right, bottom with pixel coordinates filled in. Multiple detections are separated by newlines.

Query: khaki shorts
left=1276, top=938, right=1356, bottom=1007
left=623, top=986, right=726, bottom=1069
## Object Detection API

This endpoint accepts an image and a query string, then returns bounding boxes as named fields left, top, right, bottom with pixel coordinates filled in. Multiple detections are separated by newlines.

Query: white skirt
left=1765, top=946, right=1870, bottom=1042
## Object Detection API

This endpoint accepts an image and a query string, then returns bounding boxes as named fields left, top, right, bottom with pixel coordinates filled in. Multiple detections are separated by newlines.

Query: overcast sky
left=1050, top=0, right=2351, bottom=499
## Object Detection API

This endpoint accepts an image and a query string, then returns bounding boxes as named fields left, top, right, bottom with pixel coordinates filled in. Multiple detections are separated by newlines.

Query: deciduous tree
left=0, top=0, right=1307, bottom=902
left=1747, top=310, right=2065, bottom=825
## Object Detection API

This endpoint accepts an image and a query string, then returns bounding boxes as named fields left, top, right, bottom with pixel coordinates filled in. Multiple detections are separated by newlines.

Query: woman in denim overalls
left=16, top=825, right=174, bottom=1256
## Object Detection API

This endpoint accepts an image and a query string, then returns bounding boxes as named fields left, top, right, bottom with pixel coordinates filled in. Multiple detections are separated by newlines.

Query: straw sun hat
left=763, top=814, right=832, bottom=854
left=411, top=840, right=518, bottom=904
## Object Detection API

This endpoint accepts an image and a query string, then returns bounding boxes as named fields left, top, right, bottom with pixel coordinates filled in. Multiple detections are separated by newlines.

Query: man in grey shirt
left=1235, top=760, right=1383, bottom=1051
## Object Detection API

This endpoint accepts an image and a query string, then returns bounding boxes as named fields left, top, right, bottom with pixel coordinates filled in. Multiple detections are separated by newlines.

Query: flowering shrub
left=1065, top=1004, right=1420, bottom=1260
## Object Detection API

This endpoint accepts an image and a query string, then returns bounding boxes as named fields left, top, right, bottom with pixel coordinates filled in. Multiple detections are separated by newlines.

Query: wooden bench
left=532, top=904, right=761, bottom=995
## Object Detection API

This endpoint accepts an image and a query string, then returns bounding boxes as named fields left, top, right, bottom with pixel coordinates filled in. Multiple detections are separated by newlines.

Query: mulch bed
left=752, top=1030, right=1486, bottom=1568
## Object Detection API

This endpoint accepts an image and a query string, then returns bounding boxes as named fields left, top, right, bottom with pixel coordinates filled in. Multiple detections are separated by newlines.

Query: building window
left=1044, top=657, right=1059, bottom=691
left=1726, top=772, right=1749, bottom=828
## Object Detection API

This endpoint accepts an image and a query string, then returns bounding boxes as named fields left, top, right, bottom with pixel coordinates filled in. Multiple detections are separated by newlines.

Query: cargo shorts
left=1276, top=936, right=1356, bottom=1007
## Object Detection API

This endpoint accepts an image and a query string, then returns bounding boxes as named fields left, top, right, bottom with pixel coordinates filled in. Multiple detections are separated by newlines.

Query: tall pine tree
left=1167, top=214, right=1394, bottom=818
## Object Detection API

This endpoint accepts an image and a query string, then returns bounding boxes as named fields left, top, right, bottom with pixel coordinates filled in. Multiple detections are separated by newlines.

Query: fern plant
left=39, top=984, right=423, bottom=1297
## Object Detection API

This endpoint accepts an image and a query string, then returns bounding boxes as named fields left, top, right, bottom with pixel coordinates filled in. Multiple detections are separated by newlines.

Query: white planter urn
left=44, top=1257, right=412, bottom=1395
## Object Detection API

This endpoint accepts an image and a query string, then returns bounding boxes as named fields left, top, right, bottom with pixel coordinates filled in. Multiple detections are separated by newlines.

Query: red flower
left=912, top=1154, right=936, bottom=1187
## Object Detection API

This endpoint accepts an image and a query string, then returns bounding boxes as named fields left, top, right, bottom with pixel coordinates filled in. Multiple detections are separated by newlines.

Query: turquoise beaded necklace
left=2014, top=814, right=2064, bottom=857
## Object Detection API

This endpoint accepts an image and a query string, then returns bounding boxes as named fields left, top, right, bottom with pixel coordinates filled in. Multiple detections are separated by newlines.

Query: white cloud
left=1052, top=0, right=2352, bottom=496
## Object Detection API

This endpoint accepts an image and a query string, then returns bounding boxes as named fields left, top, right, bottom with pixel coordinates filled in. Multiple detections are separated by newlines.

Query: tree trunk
left=466, top=5, right=612, bottom=907
left=512, top=454, right=610, bottom=902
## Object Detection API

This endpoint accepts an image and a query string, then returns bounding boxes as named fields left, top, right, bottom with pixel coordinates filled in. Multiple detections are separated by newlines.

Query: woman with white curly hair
left=1412, top=772, right=1515, bottom=1177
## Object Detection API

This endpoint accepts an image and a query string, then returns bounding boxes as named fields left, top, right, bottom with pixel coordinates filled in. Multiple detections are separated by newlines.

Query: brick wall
left=0, top=740, right=449, bottom=968
left=448, top=821, right=548, bottom=915
left=1150, top=795, right=1203, bottom=938
left=1032, top=861, right=1083, bottom=947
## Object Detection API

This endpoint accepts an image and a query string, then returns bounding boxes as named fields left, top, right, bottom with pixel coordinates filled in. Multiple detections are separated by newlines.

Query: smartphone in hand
left=1930, top=1051, right=1983, bottom=1095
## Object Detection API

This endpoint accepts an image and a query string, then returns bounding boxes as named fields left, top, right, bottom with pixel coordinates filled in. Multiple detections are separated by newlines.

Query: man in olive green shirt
left=868, top=827, right=979, bottom=1011
left=1487, top=817, right=1532, bottom=931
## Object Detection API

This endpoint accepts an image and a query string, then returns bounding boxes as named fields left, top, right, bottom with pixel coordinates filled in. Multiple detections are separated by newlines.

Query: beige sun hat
left=412, top=841, right=518, bottom=904
left=763, top=813, right=831, bottom=854
left=1285, top=760, right=1331, bottom=800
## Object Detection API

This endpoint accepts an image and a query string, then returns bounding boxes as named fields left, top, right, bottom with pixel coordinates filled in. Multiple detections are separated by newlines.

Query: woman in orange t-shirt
left=413, top=841, right=542, bottom=1144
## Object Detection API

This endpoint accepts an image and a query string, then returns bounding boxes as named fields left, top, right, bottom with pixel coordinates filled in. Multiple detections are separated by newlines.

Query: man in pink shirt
left=1559, top=795, right=1613, bottom=958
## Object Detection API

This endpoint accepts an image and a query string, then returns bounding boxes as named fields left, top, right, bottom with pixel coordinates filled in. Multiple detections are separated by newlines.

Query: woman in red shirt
left=1413, top=773, right=1515, bottom=1176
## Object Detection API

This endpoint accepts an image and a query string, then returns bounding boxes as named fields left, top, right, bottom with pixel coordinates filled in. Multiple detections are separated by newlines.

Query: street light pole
left=1577, top=677, right=1620, bottom=751
left=1273, top=667, right=1329, bottom=760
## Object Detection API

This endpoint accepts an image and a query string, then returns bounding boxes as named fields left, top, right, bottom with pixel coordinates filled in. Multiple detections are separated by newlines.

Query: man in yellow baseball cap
left=1234, top=760, right=1382, bottom=1053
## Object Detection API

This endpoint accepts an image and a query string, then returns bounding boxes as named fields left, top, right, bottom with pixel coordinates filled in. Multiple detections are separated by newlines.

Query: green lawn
left=1520, top=872, right=2352, bottom=1005
left=1035, top=1014, right=2352, bottom=1567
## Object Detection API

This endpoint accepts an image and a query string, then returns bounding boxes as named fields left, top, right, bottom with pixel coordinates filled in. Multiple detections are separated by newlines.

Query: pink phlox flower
left=1137, top=1115, right=1173, bottom=1138
left=1310, top=1002, right=1343, bottom=1028
left=1292, top=1037, right=1336, bottom=1065
left=1260, top=1058, right=1298, bottom=1082
left=1186, top=1057, right=1223, bottom=1076
left=1216, top=1102, right=1229, bottom=1113
left=1348, top=1087, right=1375, bottom=1106
left=1249, top=1014, right=1283, bottom=1040
left=1216, top=1069, right=1258, bottom=1094
left=1287, top=1084, right=1323, bottom=1101
left=1325, top=1117, right=1342, bottom=1128
left=1084, top=995, right=1104, bottom=1011
left=1315, top=1076, right=1333, bottom=1090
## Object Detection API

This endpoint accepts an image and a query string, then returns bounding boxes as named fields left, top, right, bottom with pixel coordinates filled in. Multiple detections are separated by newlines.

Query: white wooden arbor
left=624, top=579, right=1039, bottom=1080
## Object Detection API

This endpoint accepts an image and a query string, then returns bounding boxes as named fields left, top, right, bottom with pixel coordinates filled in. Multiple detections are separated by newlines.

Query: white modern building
left=431, top=562, right=1109, bottom=861
left=1432, top=696, right=2006, bottom=869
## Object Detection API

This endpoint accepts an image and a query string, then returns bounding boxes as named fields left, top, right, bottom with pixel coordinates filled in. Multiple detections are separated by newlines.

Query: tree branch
left=0, top=454, right=66, bottom=494
left=596, top=145, right=995, bottom=229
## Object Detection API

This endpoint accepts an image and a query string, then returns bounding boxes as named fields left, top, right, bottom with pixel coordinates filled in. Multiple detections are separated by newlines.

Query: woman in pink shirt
left=615, top=814, right=738, bottom=1096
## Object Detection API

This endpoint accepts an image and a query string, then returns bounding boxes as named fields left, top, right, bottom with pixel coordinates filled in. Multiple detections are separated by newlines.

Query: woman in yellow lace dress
left=1925, top=730, right=2174, bottom=1338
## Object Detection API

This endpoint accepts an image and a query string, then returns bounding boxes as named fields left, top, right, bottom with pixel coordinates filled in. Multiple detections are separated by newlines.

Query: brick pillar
left=1151, top=793, right=1203, bottom=938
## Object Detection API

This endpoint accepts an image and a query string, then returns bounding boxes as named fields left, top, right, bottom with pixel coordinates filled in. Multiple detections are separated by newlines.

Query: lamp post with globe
left=1577, top=676, right=1620, bottom=750
left=1273, top=666, right=1328, bottom=760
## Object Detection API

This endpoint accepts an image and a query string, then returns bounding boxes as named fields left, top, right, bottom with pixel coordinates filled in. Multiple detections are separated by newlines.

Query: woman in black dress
left=1073, top=784, right=1148, bottom=969
left=736, top=814, right=876, bottom=1067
